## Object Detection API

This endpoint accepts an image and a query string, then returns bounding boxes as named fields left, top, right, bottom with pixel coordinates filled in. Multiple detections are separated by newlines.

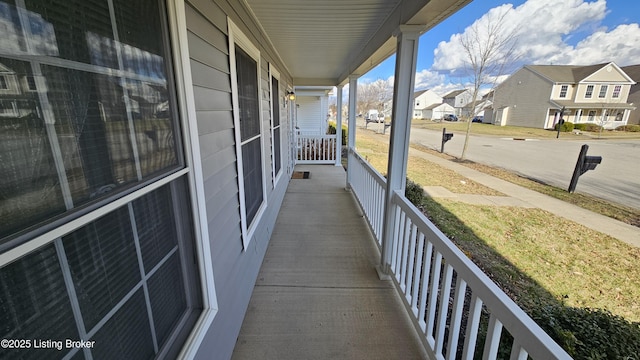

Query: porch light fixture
left=286, top=91, right=296, bottom=101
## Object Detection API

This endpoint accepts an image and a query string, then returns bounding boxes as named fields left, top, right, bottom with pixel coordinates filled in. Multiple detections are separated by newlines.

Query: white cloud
left=430, top=0, right=640, bottom=79
left=414, top=69, right=446, bottom=90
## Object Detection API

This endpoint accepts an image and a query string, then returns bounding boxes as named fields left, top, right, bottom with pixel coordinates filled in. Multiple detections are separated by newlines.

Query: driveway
left=409, top=127, right=640, bottom=210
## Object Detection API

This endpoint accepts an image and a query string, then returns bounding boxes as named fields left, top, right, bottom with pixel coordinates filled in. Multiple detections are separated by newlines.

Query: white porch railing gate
left=295, top=132, right=337, bottom=164
left=348, top=149, right=572, bottom=360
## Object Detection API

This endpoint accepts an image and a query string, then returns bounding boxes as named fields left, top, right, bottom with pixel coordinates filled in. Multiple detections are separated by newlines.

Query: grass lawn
left=355, top=129, right=640, bottom=323
left=411, top=120, right=640, bottom=140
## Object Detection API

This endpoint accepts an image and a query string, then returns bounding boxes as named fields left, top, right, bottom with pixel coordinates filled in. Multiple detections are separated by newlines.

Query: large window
left=0, top=1, right=203, bottom=359
left=230, top=21, right=266, bottom=245
left=0, top=0, right=180, bottom=245
left=1, top=182, right=201, bottom=360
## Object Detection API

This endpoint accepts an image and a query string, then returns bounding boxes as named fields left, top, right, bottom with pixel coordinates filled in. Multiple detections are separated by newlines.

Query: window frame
left=0, top=0, right=219, bottom=358
left=269, top=64, right=283, bottom=185
left=612, top=85, right=621, bottom=98
left=585, top=84, right=594, bottom=98
left=559, top=85, right=568, bottom=98
left=228, top=19, right=267, bottom=249
left=598, top=85, right=608, bottom=99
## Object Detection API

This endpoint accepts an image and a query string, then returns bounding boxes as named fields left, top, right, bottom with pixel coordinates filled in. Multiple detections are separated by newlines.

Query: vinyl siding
left=493, top=67, right=553, bottom=128
left=184, top=1, right=292, bottom=359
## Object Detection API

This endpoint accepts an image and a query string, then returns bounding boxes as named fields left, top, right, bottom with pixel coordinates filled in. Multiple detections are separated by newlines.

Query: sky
left=357, top=0, right=640, bottom=96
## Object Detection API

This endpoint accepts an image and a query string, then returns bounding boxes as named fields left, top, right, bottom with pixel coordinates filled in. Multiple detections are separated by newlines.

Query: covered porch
left=233, top=154, right=571, bottom=359
left=232, top=165, right=426, bottom=359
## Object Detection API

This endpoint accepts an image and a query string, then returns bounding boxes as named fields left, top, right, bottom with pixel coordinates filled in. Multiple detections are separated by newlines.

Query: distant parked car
left=472, top=115, right=484, bottom=123
left=443, top=114, right=458, bottom=121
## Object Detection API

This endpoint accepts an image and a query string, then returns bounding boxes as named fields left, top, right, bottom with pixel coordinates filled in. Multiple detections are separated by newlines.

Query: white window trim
left=165, top=1, right=220, bottom=356
left=228, top=19, right=267, bottom=250
left=598, top=85, right=608, bottom=99
left=559, top=85, right=568, bottom=98
left=269, top=64, right=283, bottom=186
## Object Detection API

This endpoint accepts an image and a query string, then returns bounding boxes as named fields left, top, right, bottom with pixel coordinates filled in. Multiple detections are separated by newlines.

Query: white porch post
left=378, top=26, right=422, bottom=278
left=346, top=75, right=359, bottom=189
left=335, top=85, right=343, bottom=166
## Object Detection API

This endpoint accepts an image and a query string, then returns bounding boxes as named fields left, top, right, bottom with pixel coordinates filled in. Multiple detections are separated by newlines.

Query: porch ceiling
left=243, top=0, right=472, bottom=86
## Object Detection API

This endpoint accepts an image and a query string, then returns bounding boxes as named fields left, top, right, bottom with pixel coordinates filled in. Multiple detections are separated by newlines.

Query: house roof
left=414, top=89, right=429, bottom=98
left=526, top=63, right=610, bottom=83
left=424, top=102, right=452, bottom=110
left=442, top=89, right=466, bottom=98
left=622, top=65, right=640, bottom=81
left=526, top=62, right=634, bottom=84
left=622, top=65, right=640, bottom=95
left=244, top=0, right=471, bottom=86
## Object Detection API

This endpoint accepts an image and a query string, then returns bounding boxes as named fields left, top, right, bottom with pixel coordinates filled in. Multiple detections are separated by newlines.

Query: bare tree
left=459, top=8, right=519, bottom=160
left=357, top=79, right=392, bottom=116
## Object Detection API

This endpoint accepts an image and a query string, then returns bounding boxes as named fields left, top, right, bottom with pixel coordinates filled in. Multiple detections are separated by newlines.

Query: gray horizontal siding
left=184, top=1, right=292, bottom=359
left=190, top=60, right=231, bottom=92
left=195, top=110, right=233, bottom=136
left=193, top=85, right=232, bottom=111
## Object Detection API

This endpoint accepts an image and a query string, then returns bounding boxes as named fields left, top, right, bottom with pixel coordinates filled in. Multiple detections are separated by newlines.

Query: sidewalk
left=408, top=148, right=640, bottom=248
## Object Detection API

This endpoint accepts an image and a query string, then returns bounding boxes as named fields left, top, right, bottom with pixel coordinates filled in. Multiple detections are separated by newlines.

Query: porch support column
left=335, top=85, right=343, bottom=166
left=346, top=75, right=359, bottom=189
left=378, top=26, right=423, bottom=278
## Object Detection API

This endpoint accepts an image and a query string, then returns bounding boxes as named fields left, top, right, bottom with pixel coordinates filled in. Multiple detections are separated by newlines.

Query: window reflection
left=0, top=0, right=180, bottom=243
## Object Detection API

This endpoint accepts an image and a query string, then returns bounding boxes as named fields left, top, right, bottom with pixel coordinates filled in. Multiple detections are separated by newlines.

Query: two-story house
left=491, top=62, right=636, bottom=129
left=442, top=89, right=473, bottom=117
left=412, top=89, right=446, bottom=119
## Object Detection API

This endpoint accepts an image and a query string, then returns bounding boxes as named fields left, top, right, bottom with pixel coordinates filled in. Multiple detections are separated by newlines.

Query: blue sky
left=359, top=0, right=640, bottom=94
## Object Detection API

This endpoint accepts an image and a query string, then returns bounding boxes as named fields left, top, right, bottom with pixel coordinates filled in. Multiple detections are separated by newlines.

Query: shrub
left=555, top=121, right=575, bottom=132
left=405, top=178, right=424, bottom=207
left=583, top=123, right=603, bottom=132
left=615, top=124, right=640, bottom=132
left=573, top=123, right=587, bottom=131
left=530, top=304, right=640, bottom=359
left=327, top=122, right=348, bottom=144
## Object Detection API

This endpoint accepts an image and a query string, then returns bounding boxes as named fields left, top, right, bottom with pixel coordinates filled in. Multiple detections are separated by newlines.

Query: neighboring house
left=442, top=89, right=473, bottom=117
left=423, top=102, right=455, bottom=120
left=492, top=62, right=636, bottom=128
left=622, top=64, right=640, bottom=125
left=295, top=86, right=333, bottom=135
left=412, top=89, right=442, bottom=119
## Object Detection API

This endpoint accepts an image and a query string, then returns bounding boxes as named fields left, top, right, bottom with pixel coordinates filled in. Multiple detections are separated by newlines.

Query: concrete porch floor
left=232, top=165, right=426, bottom=360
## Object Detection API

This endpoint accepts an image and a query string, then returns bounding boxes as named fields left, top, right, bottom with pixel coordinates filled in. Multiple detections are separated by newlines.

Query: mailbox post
left=568, top=144, right=602, bottom=193
left=441, top=128, right=453, bottom=153
left=556, top=106, right=565, bottom=139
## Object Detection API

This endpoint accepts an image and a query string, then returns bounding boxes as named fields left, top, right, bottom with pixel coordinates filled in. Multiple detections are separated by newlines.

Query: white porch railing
left=296, top=133, right=337, bottom=164
left=349, top=149, right=572, bottom=360
left=349, top=150, right=386, bottom=244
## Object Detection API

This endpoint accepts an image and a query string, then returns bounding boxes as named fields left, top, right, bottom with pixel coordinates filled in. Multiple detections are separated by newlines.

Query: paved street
left=408, top=127, right=640, bottom=210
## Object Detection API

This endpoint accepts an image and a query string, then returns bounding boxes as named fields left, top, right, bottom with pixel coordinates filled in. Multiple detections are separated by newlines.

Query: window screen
left=0, top=0, right=179, bottom=245
left=235, top=44, right=264, bottom=227
left=1, top=182, right=201, bottom=359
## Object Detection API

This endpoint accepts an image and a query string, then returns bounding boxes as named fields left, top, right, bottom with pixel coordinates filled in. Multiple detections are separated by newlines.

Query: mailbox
left=581, top=156, right=602, bottom=174
left=568, top=145, right=602, bottom=193
left=441, top=128, right=453, bottom=153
